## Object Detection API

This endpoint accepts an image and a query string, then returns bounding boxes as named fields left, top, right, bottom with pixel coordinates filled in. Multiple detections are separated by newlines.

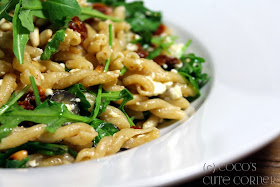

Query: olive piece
left=49, top=90, right=80, bottom=115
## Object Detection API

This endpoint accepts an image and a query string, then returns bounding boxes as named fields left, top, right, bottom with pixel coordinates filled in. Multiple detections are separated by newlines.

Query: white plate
left=1, top=0, right=280, bottom=186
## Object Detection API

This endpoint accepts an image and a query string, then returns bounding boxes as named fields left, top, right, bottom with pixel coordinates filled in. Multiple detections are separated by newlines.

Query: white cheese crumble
left=65, top=104, right=76, bottom=112
left=126, top=43, right=138, bottom=51
left=169, top=43, right=184, bottom=58
left=59, top=63, right=65, bottom=69
left=26, top=160, right=38, bottom=167
left=146, top=76, right=167, bottom=96
left=162, top=64, right=168, bottom=69
left=136, top=102, right=140, bottom=105
left=169, top=84, right=182, bottom=100
left=175, top=62, right=183, bottom=68
left=45, top=88, right=53, bottom=96
left=171, top=69, right=178, bottom=73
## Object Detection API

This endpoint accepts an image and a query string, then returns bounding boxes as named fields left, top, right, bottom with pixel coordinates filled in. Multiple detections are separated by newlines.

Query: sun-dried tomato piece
left=153, top=55, right=180, bottom=70
left=18, top=86, right=46, bottom=110
left=69, top=16, right=88, bottom=42
left=95, top=64, right=104, bottom=73
left=136, top=44, right=149, bottom=58
left=131, top=126, right=142, bottom=129
left=153, top=24, right=166, bottom=36
left=93, top=3, right=112, bottom=15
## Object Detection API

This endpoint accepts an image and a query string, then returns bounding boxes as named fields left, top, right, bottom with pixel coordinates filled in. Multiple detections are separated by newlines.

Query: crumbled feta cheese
left=75, top=98, right=81, bottom=102
left=169, top=43, right=184, bottom=58
left=162, top=64, right=168, bottom=69
left=171, top=69, right=178, bottom=73
left=146, top=76, right=167, bottom=96
left=26, top=160, right=38, bottom=167
left=164, top=82, right=173, bottom=89
left=169, top=84, right=182, bottom=100
left=45, top=88, right=53, bottom=96
left=175, top=62, right=183, bottom=68
left=126, top=43, right=138, bottom=51
left=0, top=79, right=2, bottom=86
left=134, top=34, right=141, bottom=40
left=136, top=102, right=140, bottom=105
left=59, top=63, right=65, bottom=69
left=65, top=104, right=76, bottom=111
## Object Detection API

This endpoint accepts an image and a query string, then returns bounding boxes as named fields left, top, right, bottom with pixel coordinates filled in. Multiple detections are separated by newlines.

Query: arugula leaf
left=5, top=158, right=29, bottom=168
left=90, top=118, right=119, bottom=145
left=66, top=84, right=92, bottom=114
left=80, top=7, right=122, bottom=22
left=178, top=53, right=210, bottom=98
left=0, top=0, right=19, bottom=22
left=29, top=75, right=41, bottom=106
left=121, top=1, right=161, bottom=44
left=43, top=0, right=81, bottom=27
left=0, top=100, right=91, bottom=141
left=18, top=9, right=35, bottom=32
left=87, top=0, right=125, bottom=6
left=41, top=29, right=65, bottom=60
left=22, top=0, right=43, bottom=10
left=147, top=36, right=177, bottom=59
left=120, top=66, right=128, bottom=76
left=12, top=0, right=30, bottom=64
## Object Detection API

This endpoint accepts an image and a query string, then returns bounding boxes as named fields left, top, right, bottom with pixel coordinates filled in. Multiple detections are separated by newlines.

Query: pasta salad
left=0, top=0, right=209, bottom=168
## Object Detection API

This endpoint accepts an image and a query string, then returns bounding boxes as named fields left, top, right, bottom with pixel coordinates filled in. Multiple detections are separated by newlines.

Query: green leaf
left=0, top=0, right=19, bottom=22
left=29, top=75, right=41, bottom=107
left=66, top=84, right=92, bottom=114
left=12, top=0, right=30, bottom=64
left=0, top=100, right=91, bottom=141
left=22, top=0, right=43, bottom=10
left=87, top=0, right=125, bottom=6
left=90, top=118, right=119, bottom=145
left=179, top=53, right=209, bottom=89
left=18, top=9, right=35, bottom=32
left=80, top=7, right=122, bottom=22
left=5, top=158, right=29, bottom=168
left=119, top=1, right=162, bottom=44
left=43, top=0, right=81, bottom=27
left=41, top=28, right=65, bottom=60
left=120, top=66, right=128, bottom=76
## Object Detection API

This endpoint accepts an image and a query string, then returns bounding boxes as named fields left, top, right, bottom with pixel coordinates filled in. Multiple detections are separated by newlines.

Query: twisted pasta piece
left=75, top=127, right=160, bottom=162
left=0, top=123, right=97, bottom=150
left=99, top=105, right=130, bottom=129
left=59, top=28, right=81, bottom=51
left=0, top=60, right=12, bottom=77
left=0, top=73, right=17, bottom=107
left=128, top=99, right=186, bottom=119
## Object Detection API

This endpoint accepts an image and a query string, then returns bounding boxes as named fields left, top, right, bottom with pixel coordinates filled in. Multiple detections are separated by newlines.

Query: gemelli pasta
left=0, top=0, right=209, bottom=168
